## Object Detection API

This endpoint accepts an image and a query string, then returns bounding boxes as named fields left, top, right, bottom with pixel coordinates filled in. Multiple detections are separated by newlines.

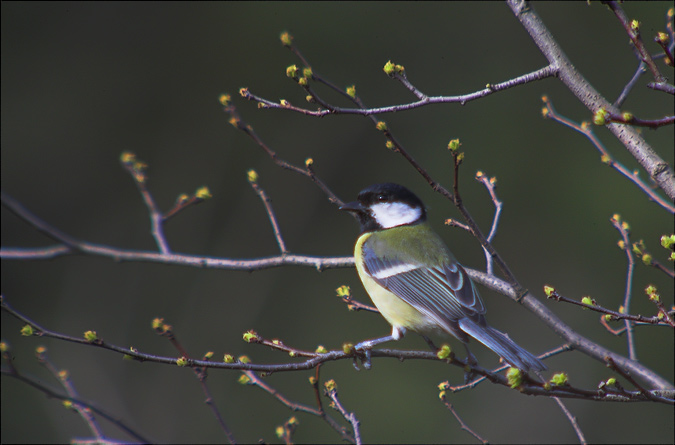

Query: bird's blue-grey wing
left=361, top=236, right=546, bottom=371
left=362, top=242, right=485, bottom=326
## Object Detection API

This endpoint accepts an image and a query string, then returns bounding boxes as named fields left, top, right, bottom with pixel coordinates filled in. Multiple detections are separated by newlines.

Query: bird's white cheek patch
left=370, top=202, right=422, bottom=228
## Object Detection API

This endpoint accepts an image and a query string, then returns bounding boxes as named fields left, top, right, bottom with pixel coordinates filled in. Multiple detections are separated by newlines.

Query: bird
left=340, top=182, right=546, bottom=372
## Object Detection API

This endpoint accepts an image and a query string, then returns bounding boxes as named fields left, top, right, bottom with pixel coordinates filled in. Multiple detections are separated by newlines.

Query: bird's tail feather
left=458, top=318, right=546, bottom=372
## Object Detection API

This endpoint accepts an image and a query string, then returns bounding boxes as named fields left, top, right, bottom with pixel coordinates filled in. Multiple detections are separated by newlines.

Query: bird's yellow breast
left=354, top=232, right=438, bottom=333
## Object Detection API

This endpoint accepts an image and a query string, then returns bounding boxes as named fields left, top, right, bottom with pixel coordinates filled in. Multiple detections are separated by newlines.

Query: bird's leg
left=354, top=326, right=405, bottom=370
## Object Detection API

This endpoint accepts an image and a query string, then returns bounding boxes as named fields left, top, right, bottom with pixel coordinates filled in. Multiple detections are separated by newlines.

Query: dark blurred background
left=2, top=2, right=673, bottom=443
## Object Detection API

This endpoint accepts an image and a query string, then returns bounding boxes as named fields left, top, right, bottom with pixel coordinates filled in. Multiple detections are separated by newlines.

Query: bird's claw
left=353, top=343, right=373, bottom=370
left=361, top=348, right=372, bottom=370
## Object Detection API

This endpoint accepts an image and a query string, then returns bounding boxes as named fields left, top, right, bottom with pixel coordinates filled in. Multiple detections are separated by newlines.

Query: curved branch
left=507, top=0, right=675, bottom=202
left=471, top=269, right=674, bottom=391
left=1, top=190, right=351, bottom=271
left=3, top=187, right=673, bottom=390
left=242, top=65, right=557, bottom=116
left=4, top=296, right=673, bottom=404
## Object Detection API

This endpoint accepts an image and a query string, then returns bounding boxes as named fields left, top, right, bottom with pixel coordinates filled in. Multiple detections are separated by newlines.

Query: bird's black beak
left=340, top=200, right=372, bottom=233
left=339, top=200, right=366, bottom=213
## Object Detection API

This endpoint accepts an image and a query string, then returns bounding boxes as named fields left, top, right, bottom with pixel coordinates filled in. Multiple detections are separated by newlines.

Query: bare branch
left=1, top=348, right=150, bottom=443
left=541, top=97, right=675, bottom=214
left=248, top=175, right=289, bottom=254
left=605, top=1, right=666, bottom=83
left=240, top=65, right=557, bottom=116
left=1, top=190, right=352, bottom=271
left=439, top=394, right=488, bottom=444
left=610, top=215, right=638, bottom=360
left=241, top=370, right=355, bottom=443
left=508, top=0, right=675, bottom=202
left=120, top=152, right=171, bottom=254
left=4, top=297, right=674, bottom=404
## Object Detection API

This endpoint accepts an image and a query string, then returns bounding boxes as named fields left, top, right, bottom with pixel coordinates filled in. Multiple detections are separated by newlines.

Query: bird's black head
left=340, top=183, right=427, bottom=232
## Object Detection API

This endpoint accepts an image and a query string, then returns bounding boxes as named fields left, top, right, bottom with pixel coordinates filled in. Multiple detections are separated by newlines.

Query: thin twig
left=324, top=381, right=361, bottom=445
left=546, top=290, right=669, bottom=327
left=162, top=190, right=210, bottom=223
left=151, top=320, right=236, bottom=444
left=552, top=396, right=587, bottom=444
left=603, top=111, right=674, bottom=129
left=541, top=97, right=675, bottom=214
left=615, top=61, right=648, bottom=107
left=606, top=357, right=675, bottom=404
left=475, top=171, right=503, bottom=275
left=600, top=315, right=627, bottom=336
left=120, top=153, right=171, bottom=254
left=1, top=348, right=150, bottom=443
left=242, top=370, right=355, bottom=443
left=439, top=395, right=488, bottom=443
left=249, top=178, right=288, bottom=254
left=240, top=66, right=557, bottom=116
left=36, top=349, right=105, bottom=440
left=605, top=1, right=666, bottom=83
left=610, top=215, right=637, bottom=361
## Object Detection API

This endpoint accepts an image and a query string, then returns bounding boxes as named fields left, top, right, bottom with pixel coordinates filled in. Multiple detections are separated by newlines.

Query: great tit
left=340, top=183, right=546, bottom=372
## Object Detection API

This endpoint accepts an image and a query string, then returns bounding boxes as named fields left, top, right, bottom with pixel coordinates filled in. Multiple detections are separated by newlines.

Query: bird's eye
left=376, top=194, right=388, bottom=202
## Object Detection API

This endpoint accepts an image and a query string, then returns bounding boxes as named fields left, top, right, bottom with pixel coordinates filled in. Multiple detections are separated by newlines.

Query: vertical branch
left=247, top=171, right=289, bottom=254
left=475, top=171, right=503, bottom=276
left=324, top=380, right=361, bottom=445
left=152, top=319, right=236, bottom=444
left=610, top=215, right=637, bottom=361
left=551, top=396, right=587, bottom=444
left=605, top=1, right=666, bottom=83
left=120, top=152, right=171, bottom=254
